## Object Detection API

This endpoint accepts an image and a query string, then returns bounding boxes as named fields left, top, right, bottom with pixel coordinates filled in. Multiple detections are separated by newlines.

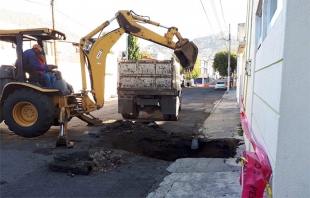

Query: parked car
left=215, top=81, right=226, bottom=90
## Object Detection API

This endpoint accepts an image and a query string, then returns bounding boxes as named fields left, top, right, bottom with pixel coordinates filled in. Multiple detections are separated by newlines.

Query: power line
left=210, top=0, right=223, bottom=33
left=210, top=0, right=228, bottom=49
left=25, top=0, right=47, bottom=7
left=25, top=0, right=92, bottom=30
left=219, top=0, right=228, bottom=32
left=56, top=10, right=92, bottom=30
left=199, top=0, right=228, bottom=52
left=199, top=0, right=215, bottom=35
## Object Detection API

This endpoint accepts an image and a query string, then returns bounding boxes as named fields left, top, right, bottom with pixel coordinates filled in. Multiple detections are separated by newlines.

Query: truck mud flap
left=161, top=96, right=179, bottom=115
left=118, top=95, right=134, bottom=114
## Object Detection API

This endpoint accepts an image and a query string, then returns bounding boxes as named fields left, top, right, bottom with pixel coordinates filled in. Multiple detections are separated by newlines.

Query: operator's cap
left=33, top=44, right=43, bottom=51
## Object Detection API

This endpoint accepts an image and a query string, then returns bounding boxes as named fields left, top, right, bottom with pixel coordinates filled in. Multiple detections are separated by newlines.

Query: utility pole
left=126, top=34, right=128, bottom=60
left=227, top=24, right=231, bottom=93
left=202, top=59, right=204, bottom=85
left=51, top=0, right=58, bottom=66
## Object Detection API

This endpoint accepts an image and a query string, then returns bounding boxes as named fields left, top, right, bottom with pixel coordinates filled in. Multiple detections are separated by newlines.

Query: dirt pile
left=48, top=149, right=129, bottom=175
left=48, top=120, right=166, bottom=175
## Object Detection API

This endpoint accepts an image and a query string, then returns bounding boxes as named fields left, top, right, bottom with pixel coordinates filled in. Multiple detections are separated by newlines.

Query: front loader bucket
left=174, top=41, right=198, bottom=71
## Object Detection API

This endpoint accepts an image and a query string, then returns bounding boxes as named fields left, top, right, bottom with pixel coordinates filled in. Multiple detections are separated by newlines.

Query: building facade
left=237, top=0, right=310, bottom=197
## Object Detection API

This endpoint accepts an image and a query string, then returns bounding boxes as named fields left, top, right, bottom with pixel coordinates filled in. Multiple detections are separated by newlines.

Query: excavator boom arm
left=79, top=10, right=198, bottom=107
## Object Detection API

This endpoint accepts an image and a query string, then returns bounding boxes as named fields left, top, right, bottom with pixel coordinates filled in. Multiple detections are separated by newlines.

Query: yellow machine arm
left=79, top=10, right=198, bottom=108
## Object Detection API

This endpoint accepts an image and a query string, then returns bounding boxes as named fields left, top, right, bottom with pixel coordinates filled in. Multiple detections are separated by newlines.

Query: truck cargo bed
left=118, top=59, right=181, bottom=92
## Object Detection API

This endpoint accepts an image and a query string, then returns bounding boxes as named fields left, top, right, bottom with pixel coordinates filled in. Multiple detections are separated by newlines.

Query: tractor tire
left=3, top=88, right=54, bottom=138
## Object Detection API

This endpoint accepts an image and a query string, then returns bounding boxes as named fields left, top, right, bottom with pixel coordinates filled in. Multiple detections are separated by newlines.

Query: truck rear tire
left=163, top=114, right=170, bottom=121
left=163, top=114, right=178, bottom=121
left=3, top=88, right=54, bottom=138
left=122, top=114, right=130, bottom=119
left=179, top=95, right=182, bottom=111
left=122, top=108, right=139, bottom=119
left=170, top=114, right=178, bottom=121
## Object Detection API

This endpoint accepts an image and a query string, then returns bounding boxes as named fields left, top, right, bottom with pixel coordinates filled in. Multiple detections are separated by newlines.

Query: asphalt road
left=0, top=87, right=225, bottom=198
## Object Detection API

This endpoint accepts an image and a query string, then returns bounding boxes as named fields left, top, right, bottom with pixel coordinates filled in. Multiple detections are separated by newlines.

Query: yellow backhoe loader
left=0, top=10, right=198, bottom=147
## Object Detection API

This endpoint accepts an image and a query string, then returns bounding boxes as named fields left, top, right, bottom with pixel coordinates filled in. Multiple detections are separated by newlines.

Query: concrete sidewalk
left=147, top=89, right=244, bottom=198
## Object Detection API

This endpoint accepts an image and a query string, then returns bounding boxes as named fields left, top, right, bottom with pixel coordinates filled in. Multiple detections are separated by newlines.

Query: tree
left=181, top=56, right=201, bottom=80
left=127, top=35, right=141, bottom=60
left=213, top=50, right=237, bottom=76
left=140, top=50, right=152, bottom=58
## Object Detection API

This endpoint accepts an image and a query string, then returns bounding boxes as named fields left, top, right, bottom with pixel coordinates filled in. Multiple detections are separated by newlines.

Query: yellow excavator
left=0, top=10, right=198, bottom=147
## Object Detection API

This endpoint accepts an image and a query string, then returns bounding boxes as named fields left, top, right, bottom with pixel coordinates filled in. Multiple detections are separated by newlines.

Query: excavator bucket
left=174, top=41, right=198, bottom=71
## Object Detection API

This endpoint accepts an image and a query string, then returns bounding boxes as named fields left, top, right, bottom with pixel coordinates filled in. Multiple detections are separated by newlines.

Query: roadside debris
left=48, top=149, right=128, bottom=175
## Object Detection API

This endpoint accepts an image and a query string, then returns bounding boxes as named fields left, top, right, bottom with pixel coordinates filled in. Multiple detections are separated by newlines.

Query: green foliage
left=213, top=50, right=237, bottom=76
left=182, top=56, right=201, bottom=80
left=238, top=128, right=244, bottom=136
left=140, top=50, right=152, bottom=58
left=237, top=123, right=243, bottom=136
left=128, top=35, right=141, bottom=60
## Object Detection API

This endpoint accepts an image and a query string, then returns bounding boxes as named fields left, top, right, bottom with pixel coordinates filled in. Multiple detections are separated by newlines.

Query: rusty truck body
left=117, top=58, right=182, bottom=121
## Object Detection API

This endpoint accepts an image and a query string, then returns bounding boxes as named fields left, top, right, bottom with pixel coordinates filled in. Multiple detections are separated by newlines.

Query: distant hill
left=142, top=33, right=238, bottom=60
left=0, top=9, right=81, bottom=42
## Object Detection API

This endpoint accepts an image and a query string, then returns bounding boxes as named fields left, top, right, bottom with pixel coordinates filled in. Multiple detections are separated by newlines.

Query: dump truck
left=118, top=58, right=182, bottom=121
left=0, top=10, right=198, bottom=147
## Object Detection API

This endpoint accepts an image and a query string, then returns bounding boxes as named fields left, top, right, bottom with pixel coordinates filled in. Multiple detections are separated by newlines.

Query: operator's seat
left=0, top=65, right=17, bottom=97
left=13, top=59, right=30, bottom=82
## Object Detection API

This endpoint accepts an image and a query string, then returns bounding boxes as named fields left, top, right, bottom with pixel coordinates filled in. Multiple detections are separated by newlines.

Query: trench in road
left=48, top=120, right=241, bottom=175
left=108, top=120, right=241, bottom=161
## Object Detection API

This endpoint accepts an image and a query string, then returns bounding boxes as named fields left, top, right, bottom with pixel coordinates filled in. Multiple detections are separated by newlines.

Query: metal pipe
left=59, top=124, right=64, bottom=137
left=159, top=24, right=169, bottom=29
left=109, top=14, right=118, bottom=23
left=227, top=24, right=231, bottom=93
left=51, top=0, right=58, bottom=66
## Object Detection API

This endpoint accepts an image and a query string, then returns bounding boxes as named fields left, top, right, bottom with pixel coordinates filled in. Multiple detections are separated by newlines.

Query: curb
left=209, top=98, right=222, bottom=114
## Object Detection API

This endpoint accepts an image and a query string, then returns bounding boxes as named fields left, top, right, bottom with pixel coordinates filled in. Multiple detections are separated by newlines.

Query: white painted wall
left=0, top=42, right=16, bottom=66
left=236, top=53, right=244, bottom=105
left=242, top=0, right=310, bottom=197
left=207, top=60, right=214, bottom=81
left=251, top=4, right=285, bottom=168
left=242, top=0, right=256, bottom=132
left=236, top=23, right=246, bottom=105
left=59, top=54, right=118, bottom=100
left=273, top=0, right=310, bottom=197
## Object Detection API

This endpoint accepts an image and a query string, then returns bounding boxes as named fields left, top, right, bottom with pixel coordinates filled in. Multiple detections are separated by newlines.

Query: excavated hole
left=103, top=120, right=241, bottom=162
left=47, top=120, right=242, bottom=175
left=111, top=135, right=240, bottom=161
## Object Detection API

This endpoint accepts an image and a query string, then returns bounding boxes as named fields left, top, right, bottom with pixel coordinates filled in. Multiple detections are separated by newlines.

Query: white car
left=215, top=81, right=226, bottom=90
